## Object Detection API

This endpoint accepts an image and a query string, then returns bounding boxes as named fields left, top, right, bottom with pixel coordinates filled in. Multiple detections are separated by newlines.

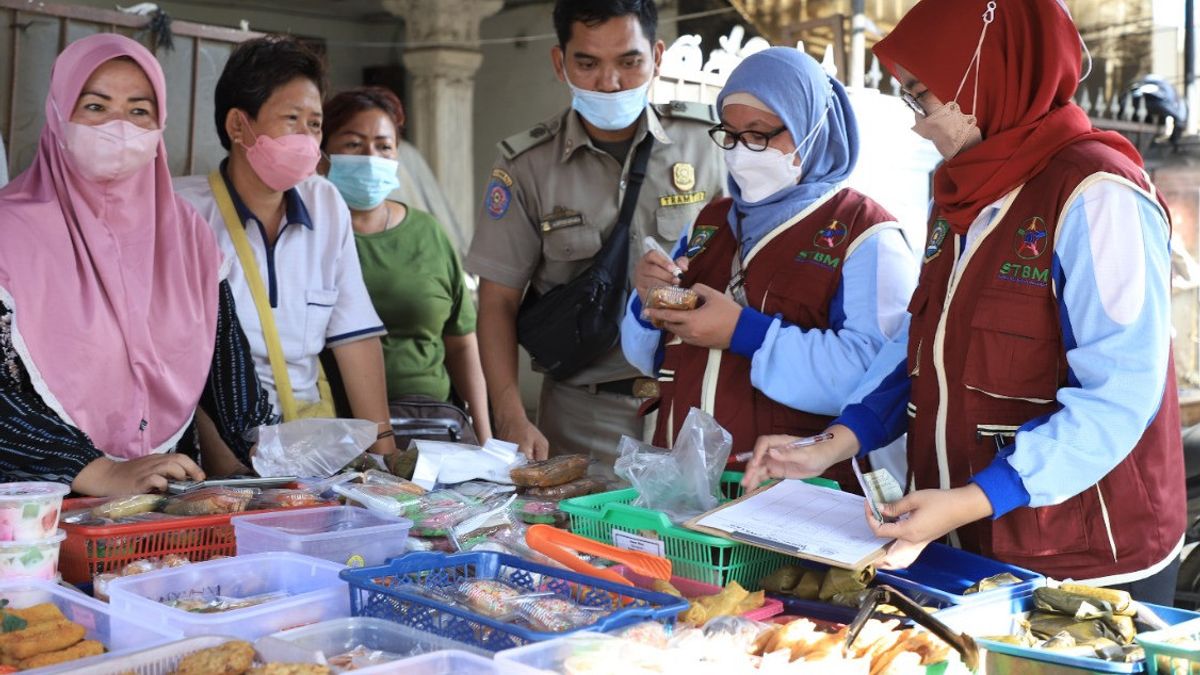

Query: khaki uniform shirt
left=466, top=103, right=727, bottom=386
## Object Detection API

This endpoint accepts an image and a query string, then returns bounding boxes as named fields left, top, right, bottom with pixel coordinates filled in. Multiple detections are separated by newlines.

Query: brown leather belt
left=588, top=377, right=659, bottom=398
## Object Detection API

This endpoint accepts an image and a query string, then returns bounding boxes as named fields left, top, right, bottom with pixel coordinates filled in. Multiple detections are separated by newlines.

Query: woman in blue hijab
left=621, top=47, right=917, bottom=490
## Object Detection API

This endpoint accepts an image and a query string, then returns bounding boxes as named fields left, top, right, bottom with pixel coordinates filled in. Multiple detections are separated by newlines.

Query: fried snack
left=0, top=618, right=84, bottom=659
left=18, top=639, right=103, bottom=670
left=510, top=455, right=589, bottom=487
left=91, top=494, right=165, bottom=520
left=247, top=665, right=332, bottom=675
left=173, top=640, right=256, bottom=675
left=162, top=487, right=255, bottom=516
left=4, top=603, right=64, bottom=626
left=523, top=477, right=607, bottom=500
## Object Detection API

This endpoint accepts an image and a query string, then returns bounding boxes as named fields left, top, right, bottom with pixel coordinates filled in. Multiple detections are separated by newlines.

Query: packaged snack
left=164, top=590, right=289, bottom=613
left=510, top=455, right=589, bottom=488
left=89, top=494, right=165, bottom=521
left=510, top=594, right=602, bottom=632
left=514, top=499, right=568, bottom=526
left=0, top=483, right=69, bottom=542
left=455, top=579, right=522, bottom=618
left=361, top=470, right=425, bottom=495
left=522, top=477, right=607, bottom=500
left=248, top=489, right=323, bottom=510
left=327, top=645, right=406, bottom=670
left=162, top=487, right=256, bottom=516
left=645, top=286, right=700, bottom=311
left=405, top=490, right=482, bottom=537
left=333, top=483, right=422, bottom=517
left=94, top=555, right=194, bottom=601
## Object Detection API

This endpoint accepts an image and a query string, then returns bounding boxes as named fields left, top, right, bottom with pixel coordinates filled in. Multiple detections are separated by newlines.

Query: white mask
left=724, top=112, right=827, bottom=204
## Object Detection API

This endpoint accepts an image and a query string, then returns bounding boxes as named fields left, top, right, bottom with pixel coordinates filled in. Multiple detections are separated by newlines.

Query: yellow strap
left=208, top=172, right=334, bottom=420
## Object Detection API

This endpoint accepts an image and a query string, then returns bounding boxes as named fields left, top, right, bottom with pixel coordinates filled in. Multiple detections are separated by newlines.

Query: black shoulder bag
left=516, top=134, right=655, bottom=381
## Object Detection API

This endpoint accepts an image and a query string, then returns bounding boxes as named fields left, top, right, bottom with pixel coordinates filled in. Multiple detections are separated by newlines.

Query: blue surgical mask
left=326, top=154, right=401, bottom=210
left=565, top=72, right=651, bottom=131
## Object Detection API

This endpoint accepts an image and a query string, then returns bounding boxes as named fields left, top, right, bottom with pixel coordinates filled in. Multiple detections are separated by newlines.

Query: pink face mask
left=238, top=111, right=320, bottom=192
left=61, top=119, right=161, bottom=183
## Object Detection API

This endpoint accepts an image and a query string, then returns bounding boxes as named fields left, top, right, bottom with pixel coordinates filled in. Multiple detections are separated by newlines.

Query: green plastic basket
left=1137, top=617, right=1200, bottom=674
left=559, top=472, right=839, bottom=589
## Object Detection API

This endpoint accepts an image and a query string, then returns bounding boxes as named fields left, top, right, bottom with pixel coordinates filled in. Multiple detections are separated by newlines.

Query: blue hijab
left=717, top=48, right=859, bottom=251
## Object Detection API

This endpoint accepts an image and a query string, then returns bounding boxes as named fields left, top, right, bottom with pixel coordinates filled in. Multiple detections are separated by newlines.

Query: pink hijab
left=0, top=34, right=222, bottom=459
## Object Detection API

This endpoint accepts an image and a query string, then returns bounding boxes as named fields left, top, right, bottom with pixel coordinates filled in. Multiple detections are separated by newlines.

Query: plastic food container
left=0, top=578, right=179, bottom=674
left=233, top=506, right=412, bottom=567
left=936, top=589, right=1200, bottom=673
left=386, top=649, right=497, bottom=673
left=106, top=552, right=350, bottom=639
left=0, top=482, right=68, bottom=541
left=270, top=617, right=487, bottom=669
left=0, top=529, right=65, bottom=581
left=875, top=542, right=1043, bottom=606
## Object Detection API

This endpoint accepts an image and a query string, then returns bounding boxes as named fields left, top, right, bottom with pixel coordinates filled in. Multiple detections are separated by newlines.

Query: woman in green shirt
left=321, top=87, right=490, bottom=443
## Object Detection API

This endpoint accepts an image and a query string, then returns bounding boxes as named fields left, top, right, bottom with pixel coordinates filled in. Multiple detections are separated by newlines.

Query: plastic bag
left=251, top=418, right=379, bottom=478
left=614, top=408, right=731, bottom=522
left=410, top=438, right=526, bottom=489
left=161, top=487, right=256, bottom=516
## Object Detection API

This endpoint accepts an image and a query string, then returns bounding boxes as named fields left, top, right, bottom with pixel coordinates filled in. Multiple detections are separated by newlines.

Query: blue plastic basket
left=876, top=542, right=1044, bottom=606
left=339, top=551, right=689, bottom=652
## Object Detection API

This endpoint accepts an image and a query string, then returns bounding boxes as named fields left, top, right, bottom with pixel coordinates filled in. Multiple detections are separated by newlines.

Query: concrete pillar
left=383, top=0, right=503, bottom=233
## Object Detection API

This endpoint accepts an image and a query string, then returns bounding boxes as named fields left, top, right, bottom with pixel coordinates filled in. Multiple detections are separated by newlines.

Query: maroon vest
left=645, top=189, right=897, bottom=492
left=906, top=141, right=1184, bottom=581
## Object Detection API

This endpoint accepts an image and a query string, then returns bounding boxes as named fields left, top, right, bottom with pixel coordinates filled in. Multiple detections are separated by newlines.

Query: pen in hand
left=643, top=236, right=683, bottom=279
left=733, top=432, right=835, bottom=464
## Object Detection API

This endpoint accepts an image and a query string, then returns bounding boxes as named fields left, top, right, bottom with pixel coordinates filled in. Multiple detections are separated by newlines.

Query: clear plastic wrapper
left=333, top=482, right=423, bottom=517
left=247, top=488, right=324, bottom=510
left=161, top=487, right=256, bottom=516
left=93, top=555, right=192, bottom=601
left=327, top=645, right=407, bottom=670
left=361, top=470, right=426, bottom=494
left=614, top=407, right=732, bottom=522
left=509, top=593, right=603, bottom=632
left=89, top=494, right=166, bottom=520
left=251, top=418, right=379, bottom=478
left=162, top=589, right=289, bottom=613
left=514, top=498, right=568, bottom=526
left=522, top=476, right=607, bottom=500
left=405, top=490, right=483, bottom=537
left=454, top=579, right=522, bottom=618
left=451, top=480, right=516, bottom=500
left=509, top=455, right=589, bottom=488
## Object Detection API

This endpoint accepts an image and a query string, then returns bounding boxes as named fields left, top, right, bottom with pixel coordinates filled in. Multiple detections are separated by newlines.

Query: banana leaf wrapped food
left=819, top=566, right=875, bottom=602
left=1034, top=587, right=1114, bottom=620
left=1027, top=611, right=1121, bottom=645
left=963, top=572, right=1024, bottom=595
left=1057, top=583, right=1134, bottom=616
left=759, top=565, right=805, bottom=594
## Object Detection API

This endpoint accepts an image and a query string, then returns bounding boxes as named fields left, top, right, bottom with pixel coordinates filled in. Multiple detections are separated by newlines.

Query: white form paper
left=695, top=479, right=892, bottom=567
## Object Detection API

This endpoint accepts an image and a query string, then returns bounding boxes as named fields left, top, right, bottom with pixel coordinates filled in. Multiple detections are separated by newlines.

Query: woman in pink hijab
left=0, top=34, right=272, bottom=495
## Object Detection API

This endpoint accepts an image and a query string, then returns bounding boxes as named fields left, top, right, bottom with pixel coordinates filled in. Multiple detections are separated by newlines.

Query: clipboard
left=683, top=479, right=890, bottom=570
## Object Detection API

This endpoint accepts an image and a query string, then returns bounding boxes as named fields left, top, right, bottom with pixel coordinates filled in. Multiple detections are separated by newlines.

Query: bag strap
left=208, top=171, right=301, bottom=421
left=585, top=132, right=656, bottom=282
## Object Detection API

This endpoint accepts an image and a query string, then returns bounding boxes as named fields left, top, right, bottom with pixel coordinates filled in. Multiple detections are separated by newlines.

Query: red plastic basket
left=611, top=564, right=784, bottom=623
left=59, top=497, right=330, bottom=585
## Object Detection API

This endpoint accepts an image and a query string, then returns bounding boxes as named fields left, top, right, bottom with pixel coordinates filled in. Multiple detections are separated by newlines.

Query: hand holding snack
left=635, top=237, right=690, bottom=309
left=644, top=284, right=738, bottom=349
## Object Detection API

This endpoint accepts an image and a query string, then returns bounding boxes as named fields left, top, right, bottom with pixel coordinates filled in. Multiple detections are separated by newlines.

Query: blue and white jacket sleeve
left=833, top=320, right=914, bottom=456
left=970, top=180, right=1172, bottom=519
left=730, top=225, right=917, bottom=416
left=621, top=233, right=690, bottom=376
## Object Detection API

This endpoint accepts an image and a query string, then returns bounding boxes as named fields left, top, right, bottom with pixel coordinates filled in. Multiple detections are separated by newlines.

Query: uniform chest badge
left=1015, top=216, right=1048, bottom=259
left=814, top=220, right=848, bottom=249
left=925, top=218, right=949, bottom=262
left=686, top=225, right=718, bottom=258
left=672, top=162, right=696, bottom=192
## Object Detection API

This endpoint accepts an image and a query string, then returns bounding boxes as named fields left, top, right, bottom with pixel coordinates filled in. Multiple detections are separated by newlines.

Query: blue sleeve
left=620, top=231, right=691, bottom=377
left=970, top=180, right=1172, bottom=518
left=834, top=323, right=913, bottom=456
left=736, top=226, right=917, bottom=416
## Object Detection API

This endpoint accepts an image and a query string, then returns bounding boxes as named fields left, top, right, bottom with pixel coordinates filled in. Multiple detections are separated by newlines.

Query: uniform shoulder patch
left=653, top=100, right=718, bottom=125
left=498, top=117, right=561, bottom=160
left=485, top=169, right=513, bottom=220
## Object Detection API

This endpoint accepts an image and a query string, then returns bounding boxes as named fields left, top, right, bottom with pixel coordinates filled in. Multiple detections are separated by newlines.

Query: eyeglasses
left=708, top=124, right=789, bottom=152
left=899, top=89, right=930, bottom=117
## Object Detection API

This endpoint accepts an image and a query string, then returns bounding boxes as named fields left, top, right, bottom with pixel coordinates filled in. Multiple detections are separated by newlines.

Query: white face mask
left=723, top=112, right=827, bottom=204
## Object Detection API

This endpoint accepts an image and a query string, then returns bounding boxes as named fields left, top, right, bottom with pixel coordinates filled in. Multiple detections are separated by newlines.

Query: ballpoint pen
left=642, top=236, right=683, bottom=279
left=733, top=431, right=835, bottom=463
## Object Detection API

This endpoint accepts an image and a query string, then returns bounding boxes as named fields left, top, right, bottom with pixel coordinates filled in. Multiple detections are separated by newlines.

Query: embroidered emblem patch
left=1015, top=216, right=1048, bottom=260
left=686, top=225, right=718, bottom=257
left=485, top=168, right=513, bottom=220
left=814, top=220, right=848, bottom=249
left=925, top=218, right=949, bottom=262
left=672, top=162, right=696, bottom=192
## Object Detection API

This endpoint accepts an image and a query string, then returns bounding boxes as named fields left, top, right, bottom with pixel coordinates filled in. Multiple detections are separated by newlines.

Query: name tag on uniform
left=540, top=209, right=584, bottom=233
left=659, top=191, right=707, bottom=208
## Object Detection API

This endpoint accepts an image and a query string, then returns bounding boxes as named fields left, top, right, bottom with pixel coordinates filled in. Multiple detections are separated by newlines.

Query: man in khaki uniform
left=467, top=0, right=725, bottom=474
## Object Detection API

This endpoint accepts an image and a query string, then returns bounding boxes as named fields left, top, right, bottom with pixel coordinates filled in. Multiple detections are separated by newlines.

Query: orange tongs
left=524, top=524, right=673, bottom=587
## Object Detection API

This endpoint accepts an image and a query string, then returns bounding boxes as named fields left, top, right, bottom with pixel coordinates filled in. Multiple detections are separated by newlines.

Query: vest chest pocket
left=906, top=284, right=932, bottom=377
left=961, top=290, right=1061, bottom=402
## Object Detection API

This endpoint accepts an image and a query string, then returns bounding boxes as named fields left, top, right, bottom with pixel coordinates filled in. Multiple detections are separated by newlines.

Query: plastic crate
left=59, top=496, right=330, bottom=585
left=233, top=506, right=412, bottom=568
left=610, top=564, right=784, bottom=622
left=340, top=551, right=689, bottom=652
left=1138, top=617, right=1200, bottom=675
left=876, top=542, right=1043, bottom=606
left=106, top=552, right=350, bottom=639
left=559, top=472, right=838, bottom=589
left=937, top=589, right=1200, bottom=673
left=0, top=578, right=180, bottom=674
